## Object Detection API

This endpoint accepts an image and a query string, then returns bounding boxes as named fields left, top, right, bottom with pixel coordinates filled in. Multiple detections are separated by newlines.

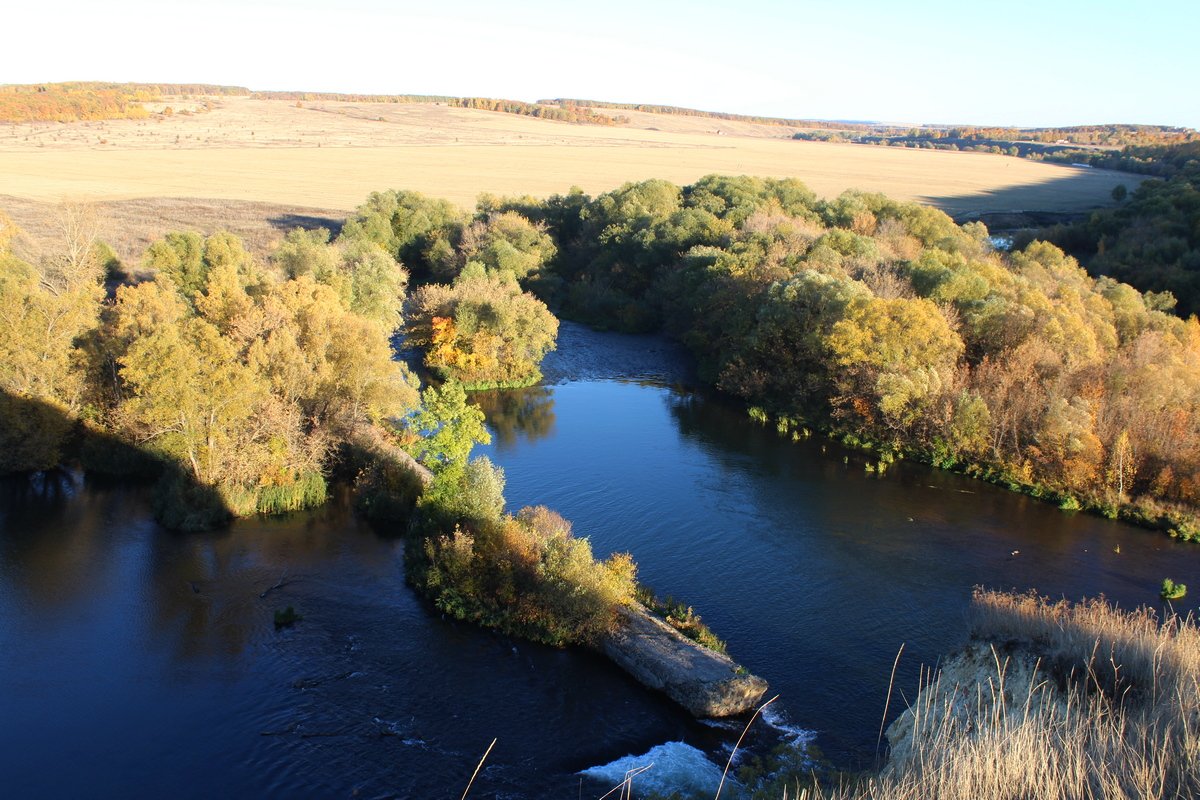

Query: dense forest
left=1030, top=142, right=1200, bottom=316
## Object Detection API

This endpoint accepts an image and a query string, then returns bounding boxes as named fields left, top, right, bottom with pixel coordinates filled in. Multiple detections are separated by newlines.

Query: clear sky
left=6, top=0, right=1197, bottom=128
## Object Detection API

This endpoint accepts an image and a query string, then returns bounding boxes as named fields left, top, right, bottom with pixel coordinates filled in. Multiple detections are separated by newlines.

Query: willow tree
left=0, top=211, right=104, bottom=471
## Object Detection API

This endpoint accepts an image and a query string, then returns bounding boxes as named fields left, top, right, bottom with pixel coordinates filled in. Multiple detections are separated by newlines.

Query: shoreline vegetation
left=0, top=194, right=758, bottom=714
left=734, top=588, right=1200, bottom=799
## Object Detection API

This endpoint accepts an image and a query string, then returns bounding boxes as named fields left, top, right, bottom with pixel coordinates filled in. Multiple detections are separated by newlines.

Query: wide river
left=2, top=322, right=1198, bottom=798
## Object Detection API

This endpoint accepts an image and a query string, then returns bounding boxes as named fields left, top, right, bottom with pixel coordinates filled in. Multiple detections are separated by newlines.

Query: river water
left=2, top=322, right=1198, bottom=798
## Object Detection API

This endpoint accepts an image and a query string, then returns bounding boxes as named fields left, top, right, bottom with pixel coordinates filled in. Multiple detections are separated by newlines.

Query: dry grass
left=0, top=194, right=345, bottom=268
left=787, top=590, right=1200, bottom=800
left=0, top=97, right=1131, bottom=216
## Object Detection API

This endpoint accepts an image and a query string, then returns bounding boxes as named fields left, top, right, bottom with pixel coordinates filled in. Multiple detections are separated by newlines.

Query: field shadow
left=268, top=212, right=345, bottom=237
left=918, top=165, right=1140, bottom=224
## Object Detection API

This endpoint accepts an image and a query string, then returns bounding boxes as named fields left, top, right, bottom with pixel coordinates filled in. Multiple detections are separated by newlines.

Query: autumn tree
left=0, top=212, right=104, bottom=471
left=106, top=230, right=421, bottom=526
left=409, top=272, right=559, bottom=388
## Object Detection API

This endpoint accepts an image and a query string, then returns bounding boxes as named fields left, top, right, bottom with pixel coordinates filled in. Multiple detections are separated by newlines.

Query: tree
left=408, top=273, right=559, bottom=388
left=1108, top=429, right=1136, bottom=500
left=401, top=381, right=490, bottom=471
left=117, top=309, right=267, bottom=486
left=43, top=201, right=103, bottom=294
left=0, top=212, right=104, bottom=470
left=340, top=189, right=466, bottom=282
left=826, top=296, right=964, bottom=435
left=458, top=211, right=557, bottom=284
left=141, top=231, right=207, bottom=299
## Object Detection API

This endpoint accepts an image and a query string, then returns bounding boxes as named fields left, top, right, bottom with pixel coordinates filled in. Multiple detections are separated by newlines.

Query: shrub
left=274, top=606, right=302, bottom=627
left=1161, top=578, right=1187, bottom=600
left=151, top=469, right=233, bottom=531
left=417, top=506, right=637, bottom=646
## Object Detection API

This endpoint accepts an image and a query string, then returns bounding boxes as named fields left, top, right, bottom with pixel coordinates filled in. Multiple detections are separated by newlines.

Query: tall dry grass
left=789, top=589, right=1200, bottom=800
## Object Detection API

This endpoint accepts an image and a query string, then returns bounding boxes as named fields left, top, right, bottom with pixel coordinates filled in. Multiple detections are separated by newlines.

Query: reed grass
left=783, top=588, right=1200, bottom=800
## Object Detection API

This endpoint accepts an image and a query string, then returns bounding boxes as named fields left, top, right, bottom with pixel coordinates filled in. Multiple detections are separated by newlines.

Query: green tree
left=458, top=211, right=557, bottom=284
left=401, top=381, right=490, bottom=471
left=341, top=189, right=466, bottom=282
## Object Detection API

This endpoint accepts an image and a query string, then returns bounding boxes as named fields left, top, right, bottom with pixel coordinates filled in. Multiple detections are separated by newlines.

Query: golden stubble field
left=0, top=97, right=1132, bottom=215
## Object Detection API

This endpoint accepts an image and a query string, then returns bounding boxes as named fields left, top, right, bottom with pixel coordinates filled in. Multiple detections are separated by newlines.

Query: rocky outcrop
left=884, top=643, right=1058, bottom=772
left=600, top=604, right=768, bottom=717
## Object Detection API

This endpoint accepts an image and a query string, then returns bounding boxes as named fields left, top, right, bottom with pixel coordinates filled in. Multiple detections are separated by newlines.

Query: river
left=2, top=322, right=1197, bottom=798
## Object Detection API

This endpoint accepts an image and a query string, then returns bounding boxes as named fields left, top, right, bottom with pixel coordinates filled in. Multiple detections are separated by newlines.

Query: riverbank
left=740, top=405, right=1200, bottom=544
left=793, top=589, right=1200, bottom=800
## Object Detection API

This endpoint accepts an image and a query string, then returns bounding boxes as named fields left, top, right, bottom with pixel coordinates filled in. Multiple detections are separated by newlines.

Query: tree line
left=254, top=92, right=621, bottom=125
left=1030, top=142, right=1200, bottom=317
left=795, top=126, right=1198, bottom=162
left=0, top=83, right=249, bottom=123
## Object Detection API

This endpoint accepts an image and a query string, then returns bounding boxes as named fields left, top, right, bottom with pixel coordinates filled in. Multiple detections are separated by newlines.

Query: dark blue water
left=2, top=322, right=1198, bottom=798
left=0, top=480, right=704, bottom=798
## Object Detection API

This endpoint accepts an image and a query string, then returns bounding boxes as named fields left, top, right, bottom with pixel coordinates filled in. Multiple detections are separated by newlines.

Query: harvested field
left=0, top=97, right=1134, bottom=218
left=0, top=195, right=345, bottom=268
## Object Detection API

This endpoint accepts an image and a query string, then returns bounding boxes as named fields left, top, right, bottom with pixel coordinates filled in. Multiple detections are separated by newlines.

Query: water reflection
left=7, top=360, right=1199, bottom=794
left=472, top=386, right=557, bottom=448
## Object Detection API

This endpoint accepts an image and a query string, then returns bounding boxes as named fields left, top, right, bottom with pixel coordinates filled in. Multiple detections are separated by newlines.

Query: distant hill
left=541, top=99, right=1200, bottom=150
left=251, top=91, right=619, bottom=125
left=6, top=83, right=1197, bottom=146
left=539, top=97, right=863, bottom=130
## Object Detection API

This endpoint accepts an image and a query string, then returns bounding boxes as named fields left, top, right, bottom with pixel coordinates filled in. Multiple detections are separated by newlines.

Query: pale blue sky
left=6, top=0, right=1197, bottom=128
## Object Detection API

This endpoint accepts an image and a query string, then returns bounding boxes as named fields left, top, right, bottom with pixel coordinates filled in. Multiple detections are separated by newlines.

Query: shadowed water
left=0, top=480, right=720, bottom=798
